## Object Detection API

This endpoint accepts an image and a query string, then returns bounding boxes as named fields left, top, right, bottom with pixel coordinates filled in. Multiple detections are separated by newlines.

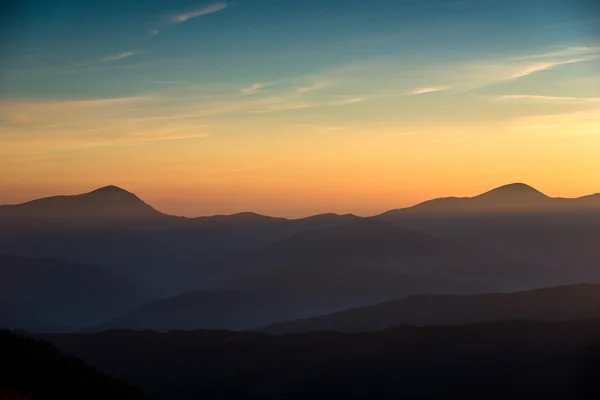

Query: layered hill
left=93, top=265, right=473, bottom=332
left=0, top=254, right=160, bottom=332
left=0, top=186, right=359, bottom=292
left=213, top=218, right=545, bottom=291
left=378, top=183, right=600, bottom=286
left=261, top=283, right=600, bottom=333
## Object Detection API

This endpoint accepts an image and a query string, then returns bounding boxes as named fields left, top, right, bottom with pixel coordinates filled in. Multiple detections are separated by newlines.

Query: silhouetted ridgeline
left=40, top=320, right=600, bottom=400
left=2, top=183, right=600, bottom=333
left=0, top=329, right=147, bottom=399
left=261, top=283, right=600, bottom=333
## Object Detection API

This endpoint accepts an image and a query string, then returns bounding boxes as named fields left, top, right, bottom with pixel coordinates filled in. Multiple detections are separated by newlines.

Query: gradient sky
left=1, top=0, right=599, bottom=217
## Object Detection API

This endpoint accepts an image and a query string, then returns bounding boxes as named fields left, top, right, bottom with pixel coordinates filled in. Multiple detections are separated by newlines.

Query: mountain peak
left=477, top=183, right=548, bottom=199
left=0, top=185, right=164, bottom=223
left=89, top=185, right=131, bottom=195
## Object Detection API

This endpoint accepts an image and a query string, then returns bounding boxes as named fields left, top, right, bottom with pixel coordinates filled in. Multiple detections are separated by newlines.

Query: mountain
left=93, top=262, right=474, bottom=332
left=0, top=187, right=360, bottom=292
left=39, top=320, right=600, bottom=399
left=378, top=183, right=600, bottom=286
left=0, top=254, right=161, bottom=332
left=2, top=183, right=599, bottom=295
left=380, top=183, right=600, bottom=216
left=261, top=283, right=600, bottom=334
left=211, top=218, right=545, bottom=291
left=0, top=329, right=148, bottom=399
left=0, top=186, right=167, bottom=228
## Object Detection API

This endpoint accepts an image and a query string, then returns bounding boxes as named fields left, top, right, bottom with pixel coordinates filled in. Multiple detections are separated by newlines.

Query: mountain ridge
left=260, top=282, right=600, bottom=334
left=2, top=183, right=599, bottom=221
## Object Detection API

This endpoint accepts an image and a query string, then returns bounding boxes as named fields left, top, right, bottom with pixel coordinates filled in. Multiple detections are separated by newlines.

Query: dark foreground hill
left=0, top=329, right=147, bottom=400
left=261, top=283, right=600, bottom=333
left=40, top=319, right=600, bottom=399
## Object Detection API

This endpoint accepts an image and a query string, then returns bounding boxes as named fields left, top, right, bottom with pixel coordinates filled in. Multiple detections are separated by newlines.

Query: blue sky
left=2, top=0, right=596, bottom=100
left=1, top=0, right=599, bottom=216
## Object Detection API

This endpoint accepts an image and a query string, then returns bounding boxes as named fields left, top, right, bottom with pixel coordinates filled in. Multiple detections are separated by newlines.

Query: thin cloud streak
left=251, top=97, right=365, bottom=113
left=415, top=46, right=600, bottom=94
left=495, top=95, right=600, bottom=104
left=171, top=2, right=227, bottom=23
left=72, top=51, right=142, bottom=69
left=297, top=81, right=331, bottom=92
left=331, top=97, right=364, bottom=105
left=136, top=133, right=210, bottom=142
left=0, top=96, right=153, bottom=114
left=242, top=83, right=265, bottom=95
left=99, top=51, right=139, bottom=63
left=410, top=86, right=451, bottom=95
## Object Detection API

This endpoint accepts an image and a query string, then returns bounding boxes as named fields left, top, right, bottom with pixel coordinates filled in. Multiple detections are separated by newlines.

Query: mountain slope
left=0, top=329, right=148, bottom=399
left=95, top=265, right=474, bottom=332
left=0, top=186, right=167, bottom=227
left=377, top=183, right=600, bottom=286
left=380, top=183, right=600, bottom=216
left=261, top=283, right=600, bottom=333
left=212, top=218, right=544, bottom=291
left=0, top=187, right=361, bottom=292
left=0, top=254, right=161, bottom=331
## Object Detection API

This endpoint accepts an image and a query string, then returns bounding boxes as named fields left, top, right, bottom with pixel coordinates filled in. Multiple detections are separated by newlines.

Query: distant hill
left=380, top=183, right=600, bottom=216
left=261, top=283, right=600, bottom=334
left=0, top=186, right=360, bottom=292
left=94, top=263, right=474, bottom=332
left=378, top=183, right=600, bottom=287
left=213, top=217, right=544, bottom=291
left=40, top=320, right=600, bottom=399
left=93, top=275, right=465, bottom=332
left=0, top=186, right=167, bottom=227
left=0, top=329, right=147, bottom=399
left=2, top=183, right=600, bottom=296
left=0, top=254, right=161, bottom=332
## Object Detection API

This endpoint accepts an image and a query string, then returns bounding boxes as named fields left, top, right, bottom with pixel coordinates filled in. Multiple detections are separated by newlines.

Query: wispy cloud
left=251, top=97, right=365, bottom=114
left=414, top=46, right=600, bottom=94
left=73, top=51, right=141, bottom=69
left=99, top=51, right=139, bottom=63
left=297, top=81, right=331, bottom=92
left=494, top=95, right=600, bottom=104
left=241, top=83, right=266, bottom=95
left=410, top=86, right=451, bottom=95
left=478, top=46, right=600, bottom=84
left=331, top=97, right=364, bottom=105
left=135, top=133, right=210, bottom=142
left=515, top=46, right=600, bottom=60
left=0, top=96, right=152, bottom=113
left=171, top=2, right=228, bottom=23
left=153, top=80, right=189, bottom=85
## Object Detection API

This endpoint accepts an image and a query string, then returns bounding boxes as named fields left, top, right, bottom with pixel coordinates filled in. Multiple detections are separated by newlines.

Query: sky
left=1, top=0, right=599, bottom=217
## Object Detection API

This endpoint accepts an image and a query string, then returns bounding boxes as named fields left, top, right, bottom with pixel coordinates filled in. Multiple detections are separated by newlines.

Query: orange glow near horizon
left=2, top=117, right=600, bottom=218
